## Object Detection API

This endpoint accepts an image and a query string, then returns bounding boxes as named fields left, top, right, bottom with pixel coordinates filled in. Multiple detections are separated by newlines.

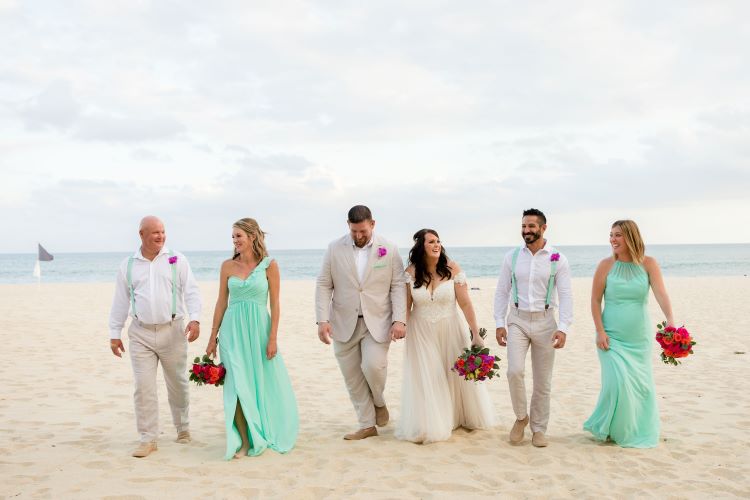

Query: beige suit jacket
left=315, top=234, right=407, bottom=343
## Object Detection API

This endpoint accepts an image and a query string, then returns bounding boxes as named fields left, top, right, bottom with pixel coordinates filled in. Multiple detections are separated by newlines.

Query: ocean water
left=1, top=244, right=748, bottom=284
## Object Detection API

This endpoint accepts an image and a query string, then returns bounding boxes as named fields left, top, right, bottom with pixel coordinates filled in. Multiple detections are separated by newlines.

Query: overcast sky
left=2, top=1, right=749, bottom=253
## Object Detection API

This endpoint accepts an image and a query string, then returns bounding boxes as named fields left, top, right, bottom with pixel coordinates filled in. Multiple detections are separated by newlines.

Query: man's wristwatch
left=316, top=321, right=329, bottom=325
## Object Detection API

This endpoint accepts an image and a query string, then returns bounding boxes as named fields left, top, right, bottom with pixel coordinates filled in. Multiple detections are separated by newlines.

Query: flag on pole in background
left=33, top=243, right=54, bottom=280
left=38, top=244, right=54, bottom=261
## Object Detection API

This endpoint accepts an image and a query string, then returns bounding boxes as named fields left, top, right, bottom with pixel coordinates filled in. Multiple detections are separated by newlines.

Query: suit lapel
left=341, top=236, right=359, bottom=285
left=360, top=237, right=380, bottom=285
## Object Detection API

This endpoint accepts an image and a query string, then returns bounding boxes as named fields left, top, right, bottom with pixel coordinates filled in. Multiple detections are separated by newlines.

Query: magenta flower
left=168, top=256, right=178, bottom=264
left=550, top=253, right=560, bottom=262
left=377, top=246, right=387, bottom=258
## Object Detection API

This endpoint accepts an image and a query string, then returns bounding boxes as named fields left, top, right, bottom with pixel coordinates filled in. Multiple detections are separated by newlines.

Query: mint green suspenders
left=126, top=251, right=177, bottom=320
left=510, top=247, right=558, bottom=310
left=510, top=247, right=521, bottom=308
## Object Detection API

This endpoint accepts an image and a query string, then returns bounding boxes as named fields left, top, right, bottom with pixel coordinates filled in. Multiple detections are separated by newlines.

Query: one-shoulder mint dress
left=219, top=257, right=298, bottom=459
left=583, top=261, right=659, bottom=448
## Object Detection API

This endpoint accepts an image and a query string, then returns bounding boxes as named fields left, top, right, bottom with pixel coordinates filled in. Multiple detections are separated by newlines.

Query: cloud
left=225, top=146, right=313, bottom=173
left=131, top=148, right=172, bottom=162
left=2, top=2, right=750, bottom=252
left=75, top=112, right=186, bottom=143
left=698, top=107, right=750, bottom=131
left=19, top=80, right=80, bottom=130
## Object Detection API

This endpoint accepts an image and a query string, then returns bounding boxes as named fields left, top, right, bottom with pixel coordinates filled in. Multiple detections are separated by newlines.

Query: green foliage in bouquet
left=189, top=354, right=226, bottom=386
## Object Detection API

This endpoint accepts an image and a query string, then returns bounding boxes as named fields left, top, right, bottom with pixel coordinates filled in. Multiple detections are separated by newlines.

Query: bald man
left=109, top=216, right=202, bottom=457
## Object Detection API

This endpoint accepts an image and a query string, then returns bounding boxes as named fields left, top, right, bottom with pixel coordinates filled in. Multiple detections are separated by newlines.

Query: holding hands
left=390, top=321, right=406, bottom=341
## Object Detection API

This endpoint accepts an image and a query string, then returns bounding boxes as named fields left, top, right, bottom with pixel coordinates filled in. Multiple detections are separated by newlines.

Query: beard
left=353, top=237, right=368, bottom=248
left=523, top=232, right=541, bottom=244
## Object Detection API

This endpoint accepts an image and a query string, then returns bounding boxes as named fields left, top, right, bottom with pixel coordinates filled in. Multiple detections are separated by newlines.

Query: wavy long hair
left=612, top=219, right=645, bottom=264
left=408, top=228, right=451, bottom=288
left=232, top=218, right=269, bottom=261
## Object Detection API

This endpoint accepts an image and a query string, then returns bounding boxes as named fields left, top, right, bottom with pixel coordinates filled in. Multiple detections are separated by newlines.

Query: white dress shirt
left=352, top=237, right=374, bottom=283
left=493, top=242, right=573, bottom=334
left=109, top=246, right=202, bottom=339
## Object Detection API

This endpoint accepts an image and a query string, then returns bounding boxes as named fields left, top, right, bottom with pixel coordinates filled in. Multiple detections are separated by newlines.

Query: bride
left=395, top=229, right=495, bottom=443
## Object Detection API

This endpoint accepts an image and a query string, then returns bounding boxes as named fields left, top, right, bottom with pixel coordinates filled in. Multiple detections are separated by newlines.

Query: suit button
left=358, top=288, right=363, bottom=292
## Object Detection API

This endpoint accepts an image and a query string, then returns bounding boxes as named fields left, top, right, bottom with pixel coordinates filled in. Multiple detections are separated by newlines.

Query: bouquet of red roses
left=452, top=328, right=501, bottom=382
left=189, top=354, right=226, bottom=386
left=655, top=321, right=696, bottom=366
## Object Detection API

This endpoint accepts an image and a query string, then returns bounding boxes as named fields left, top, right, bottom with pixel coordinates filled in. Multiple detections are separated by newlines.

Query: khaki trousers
left=333, top=318, right=390, bottom=429
left=506, top=308, right=557, bottom=433
left=128, top=320, right=189, bottom=443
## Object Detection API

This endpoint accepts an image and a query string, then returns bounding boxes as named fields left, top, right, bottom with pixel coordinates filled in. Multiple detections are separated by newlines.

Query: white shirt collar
left=522, top=240, right=555, bottom=255
left=134, top=246, right=171, bottom=260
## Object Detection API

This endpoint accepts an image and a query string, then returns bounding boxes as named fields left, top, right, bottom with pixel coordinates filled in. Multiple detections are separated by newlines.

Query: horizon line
left=2, top=241, right=750, bottom=255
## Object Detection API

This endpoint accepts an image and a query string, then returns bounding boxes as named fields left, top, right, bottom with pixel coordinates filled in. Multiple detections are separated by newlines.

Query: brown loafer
left=175, top=431, right=191, bottom=444
left=132, top=441, right=157, bottom=458
left=375, top=405, right=389, bottom=427
left=509, top=416, right=529, bottom=444
left=343, top=426, right=378, bottom=440
left=532, top=431, right=548, bottom=447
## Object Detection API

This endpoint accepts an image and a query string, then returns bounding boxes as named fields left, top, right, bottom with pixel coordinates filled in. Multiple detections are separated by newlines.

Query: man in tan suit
left=316, top=205, right=407, bottom=440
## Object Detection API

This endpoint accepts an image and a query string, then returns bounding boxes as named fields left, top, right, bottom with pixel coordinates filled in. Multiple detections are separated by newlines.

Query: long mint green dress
left=219, top=257, right=298, bottom=459
left=583, top=261, right=659, bottom=448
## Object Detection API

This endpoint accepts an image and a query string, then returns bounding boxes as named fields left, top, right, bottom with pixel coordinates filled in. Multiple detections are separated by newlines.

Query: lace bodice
left=408, top=272, right=467, bottom=323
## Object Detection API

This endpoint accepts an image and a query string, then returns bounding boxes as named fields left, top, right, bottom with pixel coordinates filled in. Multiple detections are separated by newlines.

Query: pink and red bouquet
left=655, top=321, right=696, bottom=366
left=452, top=328, right=501, bottom=382
left=189, top=354, right=226, bottom=386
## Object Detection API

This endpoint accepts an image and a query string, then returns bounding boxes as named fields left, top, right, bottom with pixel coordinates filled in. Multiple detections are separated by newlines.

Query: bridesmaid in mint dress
left=583, top=220, right=675, bottom=448
left=206, top=218, right=298, bottom=459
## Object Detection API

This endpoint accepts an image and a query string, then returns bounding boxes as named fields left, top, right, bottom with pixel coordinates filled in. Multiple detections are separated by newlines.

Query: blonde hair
left=233, top=218, right=268, bottom=261
left=612, top=219, right=645, bottom=264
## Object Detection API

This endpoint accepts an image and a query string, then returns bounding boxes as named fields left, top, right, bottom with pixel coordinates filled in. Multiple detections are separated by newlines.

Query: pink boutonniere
left=550, top=253, right=560, bottom=262
left=377, top=246, right=387, bottom=258
left=168, top=256, right=178, bottom=264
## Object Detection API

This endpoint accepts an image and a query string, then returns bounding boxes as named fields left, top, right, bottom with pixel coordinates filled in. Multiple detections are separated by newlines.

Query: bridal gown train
left=396, top=272, right=495, bottom=443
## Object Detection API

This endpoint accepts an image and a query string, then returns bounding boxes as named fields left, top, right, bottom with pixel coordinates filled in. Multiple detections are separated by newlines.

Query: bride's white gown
left=396, top=272, right=495, bottom=443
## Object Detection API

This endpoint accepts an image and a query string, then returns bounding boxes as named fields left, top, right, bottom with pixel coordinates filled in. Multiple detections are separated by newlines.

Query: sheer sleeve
left=454, top=271, right=467, bottom=286
left=405, top=272, right=414, bottom=285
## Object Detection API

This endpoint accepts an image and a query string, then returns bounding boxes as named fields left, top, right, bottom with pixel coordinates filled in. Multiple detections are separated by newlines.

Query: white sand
left=1, top=276, right=748, bottom=499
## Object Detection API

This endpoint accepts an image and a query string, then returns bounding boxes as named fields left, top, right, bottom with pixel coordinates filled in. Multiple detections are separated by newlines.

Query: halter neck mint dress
left=219, top=257, right=298, bottom=459
left=583, top=260, right=659, bottom=448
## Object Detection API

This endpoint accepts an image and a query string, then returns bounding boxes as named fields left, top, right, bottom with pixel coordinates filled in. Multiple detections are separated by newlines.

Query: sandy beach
left=1, top=276, right=748, bottom=499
